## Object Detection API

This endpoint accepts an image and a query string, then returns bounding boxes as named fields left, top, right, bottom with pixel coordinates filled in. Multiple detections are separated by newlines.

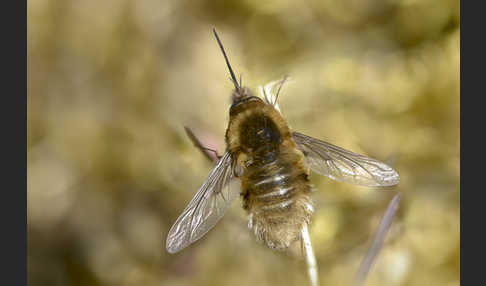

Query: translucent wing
left=166, top=152, right=240, bottom=253
left=292, top=132, right=399, bottom=187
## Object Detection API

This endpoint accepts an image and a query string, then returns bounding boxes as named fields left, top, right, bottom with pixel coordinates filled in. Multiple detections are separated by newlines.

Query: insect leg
left=273, top=75, right=289, bottom=105
left=184, top=126, right=222, bottom=163
left=352, top=191, right=401, bottom=286
left=301, top=223, right=319, bottom=286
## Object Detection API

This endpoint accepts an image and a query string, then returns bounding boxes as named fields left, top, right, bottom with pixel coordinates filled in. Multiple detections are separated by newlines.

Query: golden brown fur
left=225, top=97, right=313, bottom=250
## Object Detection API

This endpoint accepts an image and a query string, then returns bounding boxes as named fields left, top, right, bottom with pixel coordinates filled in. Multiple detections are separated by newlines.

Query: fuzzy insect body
left=165, top=29, right=400, bottom=286
left=226, top=96, right=313, bottom=250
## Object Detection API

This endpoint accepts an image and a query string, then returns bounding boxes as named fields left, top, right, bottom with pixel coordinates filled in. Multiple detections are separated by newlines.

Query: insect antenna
left=213, top=28, right=241, bottom=91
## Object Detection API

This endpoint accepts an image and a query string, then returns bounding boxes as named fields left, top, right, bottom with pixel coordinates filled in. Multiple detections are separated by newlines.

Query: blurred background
left=27, top=0, right=459, bottom=285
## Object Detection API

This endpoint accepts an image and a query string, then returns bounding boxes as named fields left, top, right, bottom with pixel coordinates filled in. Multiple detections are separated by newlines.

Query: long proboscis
left=213, top=28, right=240, bottom=91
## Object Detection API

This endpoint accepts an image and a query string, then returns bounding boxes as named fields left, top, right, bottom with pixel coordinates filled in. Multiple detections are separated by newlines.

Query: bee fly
left=166, top=29, right=401, bottom=286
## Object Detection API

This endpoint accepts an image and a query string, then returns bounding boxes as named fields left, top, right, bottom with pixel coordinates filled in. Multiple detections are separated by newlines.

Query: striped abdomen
left=225, top=97, right=313, bottom=250
left=240, top=146, right=313, bottom=250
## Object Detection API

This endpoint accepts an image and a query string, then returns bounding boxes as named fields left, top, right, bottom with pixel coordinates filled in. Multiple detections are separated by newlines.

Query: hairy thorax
left=225, top=99, right=313, bottom=250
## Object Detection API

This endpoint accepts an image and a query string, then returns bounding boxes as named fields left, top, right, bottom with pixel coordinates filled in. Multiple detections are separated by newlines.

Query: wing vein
left=292, top=131, right=399, bottom=187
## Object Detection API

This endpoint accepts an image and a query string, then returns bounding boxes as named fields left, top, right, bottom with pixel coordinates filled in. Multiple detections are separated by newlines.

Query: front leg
left=184, top=126, right=221, bottom=163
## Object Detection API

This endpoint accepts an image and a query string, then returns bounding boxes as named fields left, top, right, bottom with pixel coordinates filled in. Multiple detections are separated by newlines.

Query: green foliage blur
left=28, top=0, right=459, bottom=285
